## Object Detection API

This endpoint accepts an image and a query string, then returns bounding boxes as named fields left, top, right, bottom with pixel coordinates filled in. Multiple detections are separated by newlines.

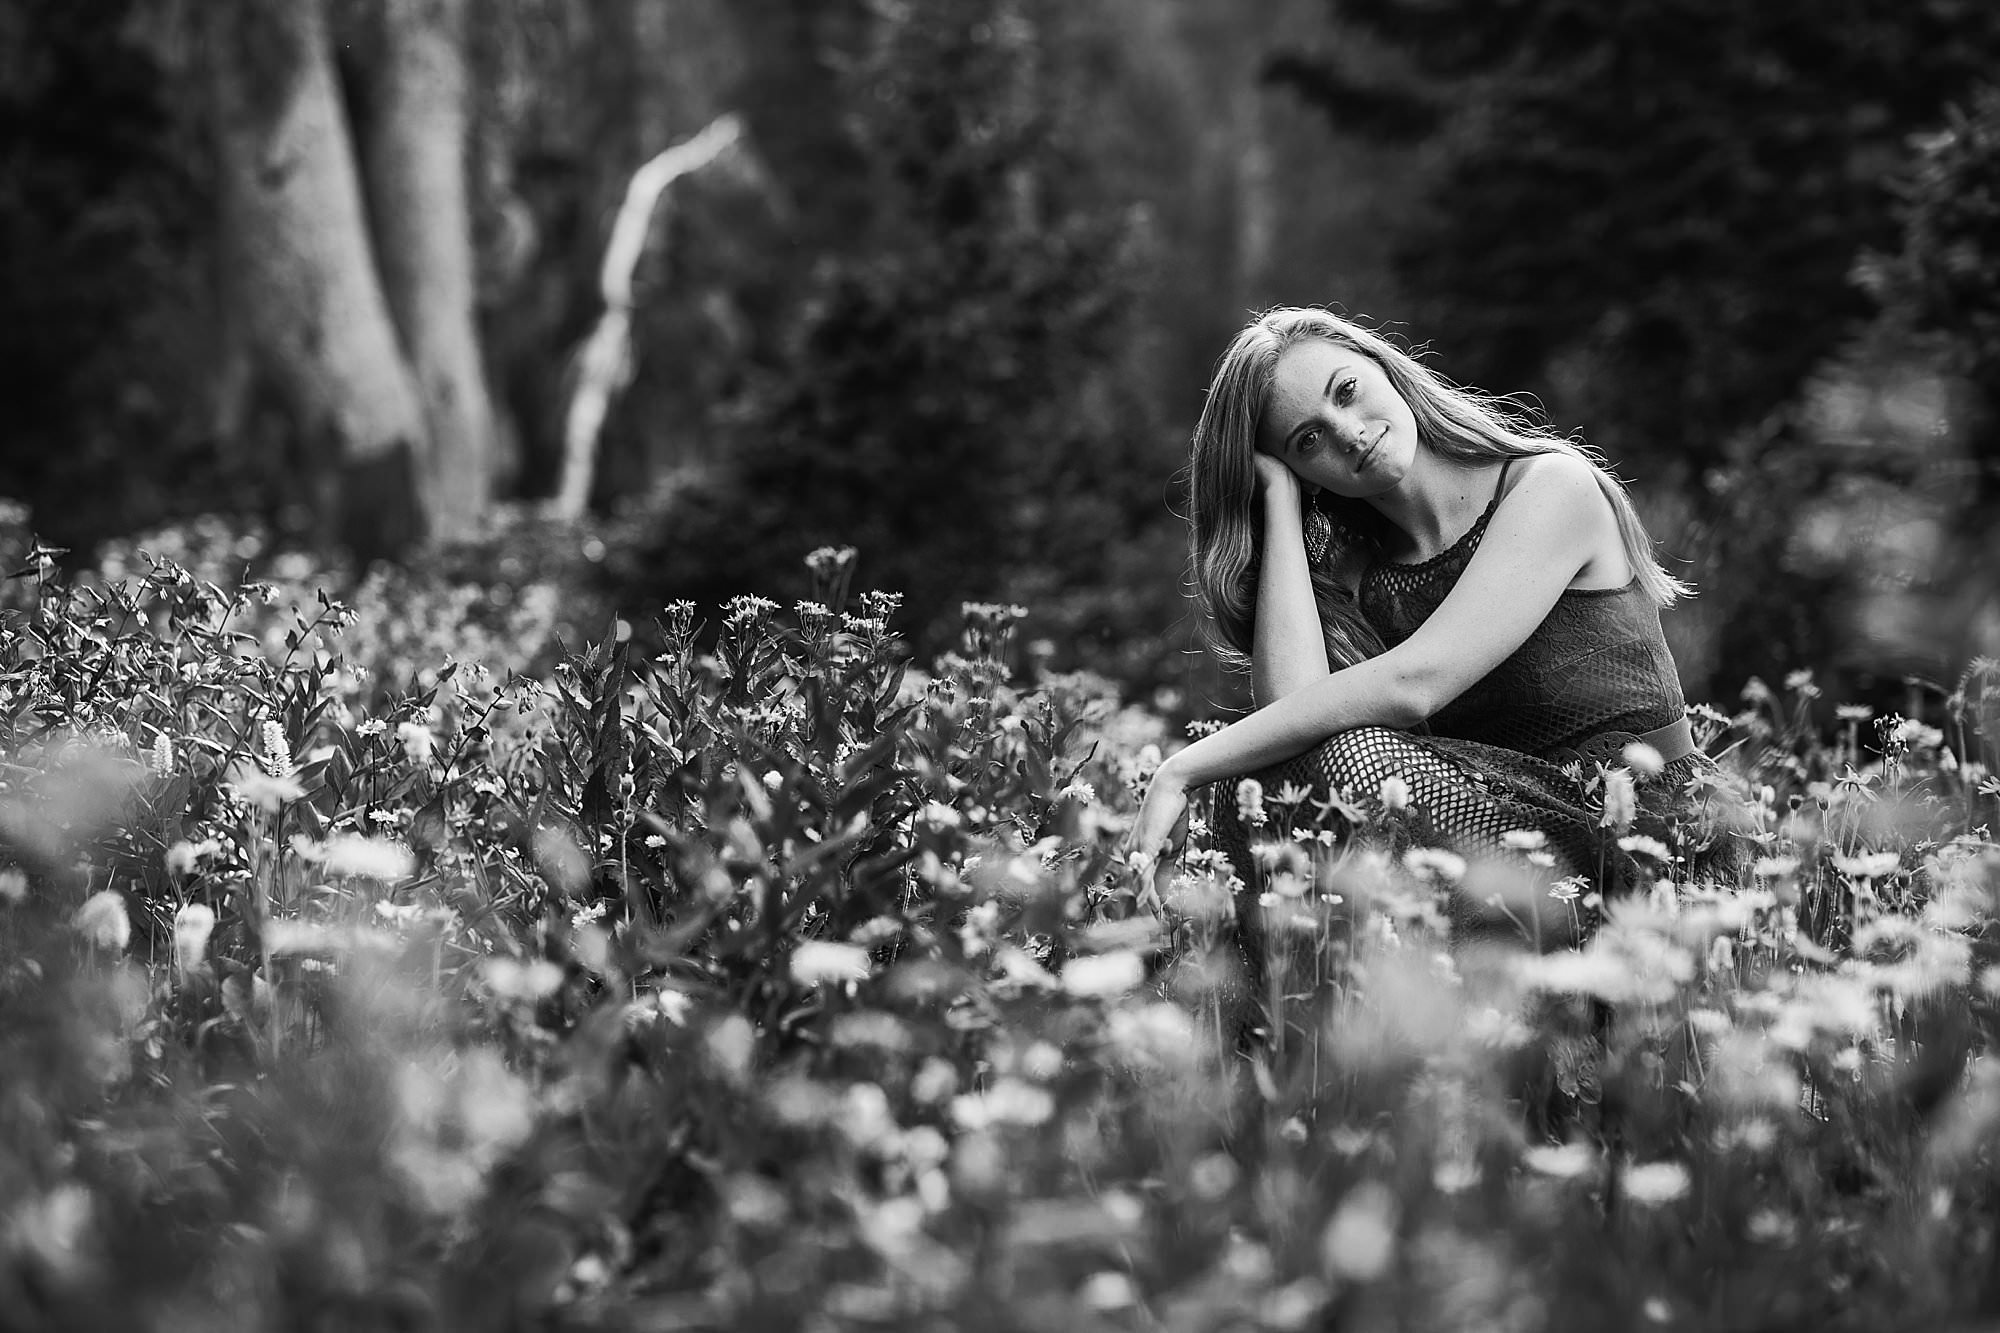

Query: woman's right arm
left=1251, top=454, right=1332, bottom=705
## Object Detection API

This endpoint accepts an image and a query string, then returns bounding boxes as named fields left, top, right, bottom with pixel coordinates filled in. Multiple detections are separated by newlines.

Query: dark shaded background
left=6, top=0, right=2000, bottom=719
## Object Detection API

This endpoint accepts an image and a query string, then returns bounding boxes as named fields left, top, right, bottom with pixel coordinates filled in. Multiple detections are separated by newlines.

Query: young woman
left=1128, top=306, right=1733, bottom=910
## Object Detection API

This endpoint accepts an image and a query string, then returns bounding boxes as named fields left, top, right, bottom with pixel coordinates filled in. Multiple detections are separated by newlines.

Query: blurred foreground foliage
left=4, top=535, right=2000, bottom=1331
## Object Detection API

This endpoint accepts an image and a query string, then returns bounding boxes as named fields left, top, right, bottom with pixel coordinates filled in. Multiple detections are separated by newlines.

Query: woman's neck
left=1365, top=451, right=1503, bottom=561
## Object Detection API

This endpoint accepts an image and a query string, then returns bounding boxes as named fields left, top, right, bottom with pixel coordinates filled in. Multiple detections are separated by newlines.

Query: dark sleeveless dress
left=1208, top=460, right=1737, bottom=898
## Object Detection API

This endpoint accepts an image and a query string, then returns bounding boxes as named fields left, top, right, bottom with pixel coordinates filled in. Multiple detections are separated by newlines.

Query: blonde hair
left=1187, top=306, right=1690, bottom=673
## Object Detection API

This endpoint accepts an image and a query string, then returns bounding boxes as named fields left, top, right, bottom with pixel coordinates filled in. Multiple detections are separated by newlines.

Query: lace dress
left=1208, top=459, right=1736, bottom=898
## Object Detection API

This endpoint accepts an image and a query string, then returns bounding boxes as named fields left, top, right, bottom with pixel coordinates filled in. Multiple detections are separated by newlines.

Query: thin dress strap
left=1370, top=455, right=1520, bottom=576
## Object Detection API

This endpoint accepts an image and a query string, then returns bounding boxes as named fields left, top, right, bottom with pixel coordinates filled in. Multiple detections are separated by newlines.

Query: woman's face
left=1257, top=339, right=1418, bottom=498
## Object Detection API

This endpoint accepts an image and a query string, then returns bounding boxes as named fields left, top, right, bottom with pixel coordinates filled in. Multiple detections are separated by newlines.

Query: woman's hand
left=1122, top=762, right=1190, bottom=912
left=1253, top=451, right=1301, bottom=505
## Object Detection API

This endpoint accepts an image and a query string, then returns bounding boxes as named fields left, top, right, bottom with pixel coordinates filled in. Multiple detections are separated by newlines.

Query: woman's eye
left=1334, top=378, right=1358, bottom=406
left=1298, top=429, right=1321, bottom=454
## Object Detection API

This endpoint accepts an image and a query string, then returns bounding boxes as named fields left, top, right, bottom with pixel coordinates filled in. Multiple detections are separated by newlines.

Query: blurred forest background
left=6, top=0, right=2000, bottom=718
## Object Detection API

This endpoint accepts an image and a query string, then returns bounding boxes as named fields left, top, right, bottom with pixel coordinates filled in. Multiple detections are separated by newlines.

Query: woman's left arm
left=1129, top=455, right=1618, bottom=859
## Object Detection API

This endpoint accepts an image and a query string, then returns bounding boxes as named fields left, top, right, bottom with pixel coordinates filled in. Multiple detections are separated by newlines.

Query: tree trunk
left=359, top=0, right=496, bottom=541
left=552, top=115, right=741, bottom=521
left=203, top=0, right=427, bottom=561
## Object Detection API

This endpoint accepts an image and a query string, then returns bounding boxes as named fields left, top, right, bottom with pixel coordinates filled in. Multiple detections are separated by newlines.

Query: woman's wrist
left=1151, top=750, right=1197, bottom=797
left=1262, top=484, right=1304, bottom=524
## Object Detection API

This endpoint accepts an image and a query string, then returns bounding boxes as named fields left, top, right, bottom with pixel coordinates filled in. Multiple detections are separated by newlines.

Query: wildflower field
left=4, top=534, right=2000, bottom=1333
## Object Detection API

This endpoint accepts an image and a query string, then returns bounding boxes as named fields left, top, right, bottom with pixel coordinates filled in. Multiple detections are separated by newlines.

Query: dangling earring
left=1302, top=497, right=1332, bottom=567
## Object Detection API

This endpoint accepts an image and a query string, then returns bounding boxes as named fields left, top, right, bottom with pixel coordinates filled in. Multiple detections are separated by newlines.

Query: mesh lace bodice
left=1203, top=458, right=1740, bottom=1044
left=1357, top=461, right=1688, bottom=762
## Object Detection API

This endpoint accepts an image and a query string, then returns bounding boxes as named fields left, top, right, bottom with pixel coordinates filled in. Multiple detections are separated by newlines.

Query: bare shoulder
left=1498, top=450, right=1614, bottom=524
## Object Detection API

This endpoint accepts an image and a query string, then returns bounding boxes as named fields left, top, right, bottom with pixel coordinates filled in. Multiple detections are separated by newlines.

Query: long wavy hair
left=1188, top=306, right=1692, bottom=674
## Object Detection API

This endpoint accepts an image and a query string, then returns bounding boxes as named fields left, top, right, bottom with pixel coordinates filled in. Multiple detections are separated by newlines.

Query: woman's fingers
left=1127, top=788, right=1190, bottom=863
left=1119, top=780, right=1194, bottom=915
left=1252, top=452, right=1296, bottom=496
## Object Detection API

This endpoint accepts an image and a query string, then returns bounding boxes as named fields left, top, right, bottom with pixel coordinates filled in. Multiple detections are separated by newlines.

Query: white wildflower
left=1853, top=917, right=1972, bottom=1001
left=1078, top=1272, right=1137, bottom=1311
left=165, top=839, right=222, bottom=878
left=150, top=733, right=175, bottom=776
left=1377, top=774, right=1411, bottom=813
left=706, top=1015, right=755, bottom=1084
left=1600, top=767, right=1637, bottom=833
left=993, top=946, right=1059, bottom=990
left=725, top=594, right=779, bottom=626
left=1272, top=780, right=1312, bottom=808
left=173, top=903, right=216, bottom=971
left=1892, top=718, right=1944, bottom=750
left=233, top=767, right=305, bottom=812
left=952, top=1078, right=1055, bottom=1130
left=259, top=720, right=292, bottom=777
left=790, top=941, right=872, bottom=986
left=73, top=890, right=131, bottom=951
left=1622, top=741, right=1666, bottom=778
left=1686, top=1008, right=1731, bottom=1035
left=1237, top=778, right=1267, bottom=826
left=1833, top=850, right=1901, bottom=880
left=1548, top=877, right=1586, bottom=904
left=805, top=545, right=856, bottom=578
left=1622, top=1160, right=1690, bottom=1205
left=1403, top=847, right=1467, bottom=882
left=1523, top=1142, right=1597, bottom=1179
left=1105, top=1002, right=1198, bottom=1069
left=0, top=866, right=24, bottom=905
left=482, top=958, right=566, bottom=1002
left=319, top=834, right=415, bottom=881
left=396, top=720, right=434, bottom=766
left=1619, top=835, right=1674, bottom=864
left=911, top=1058, right=958, bottom=1104
left=1320, top=1181, right=1399, bottom=1282
left=1061, top=949, right=1146, bottom=998
left=1747, top=1209, right=1796, bottom=1244
left=848, top=916, right=903, bottom=947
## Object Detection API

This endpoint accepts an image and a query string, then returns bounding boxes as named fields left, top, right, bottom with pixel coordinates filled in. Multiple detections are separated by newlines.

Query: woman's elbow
left=1376, top=672, right=1437, bottom=729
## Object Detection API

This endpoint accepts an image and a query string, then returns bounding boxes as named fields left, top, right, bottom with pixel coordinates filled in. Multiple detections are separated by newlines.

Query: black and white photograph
left=4, top=2, right=2000, bottom=1329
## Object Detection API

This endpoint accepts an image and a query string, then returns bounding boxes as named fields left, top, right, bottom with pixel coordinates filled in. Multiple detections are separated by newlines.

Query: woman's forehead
left=1260, top=341, right=1359, bottom=443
